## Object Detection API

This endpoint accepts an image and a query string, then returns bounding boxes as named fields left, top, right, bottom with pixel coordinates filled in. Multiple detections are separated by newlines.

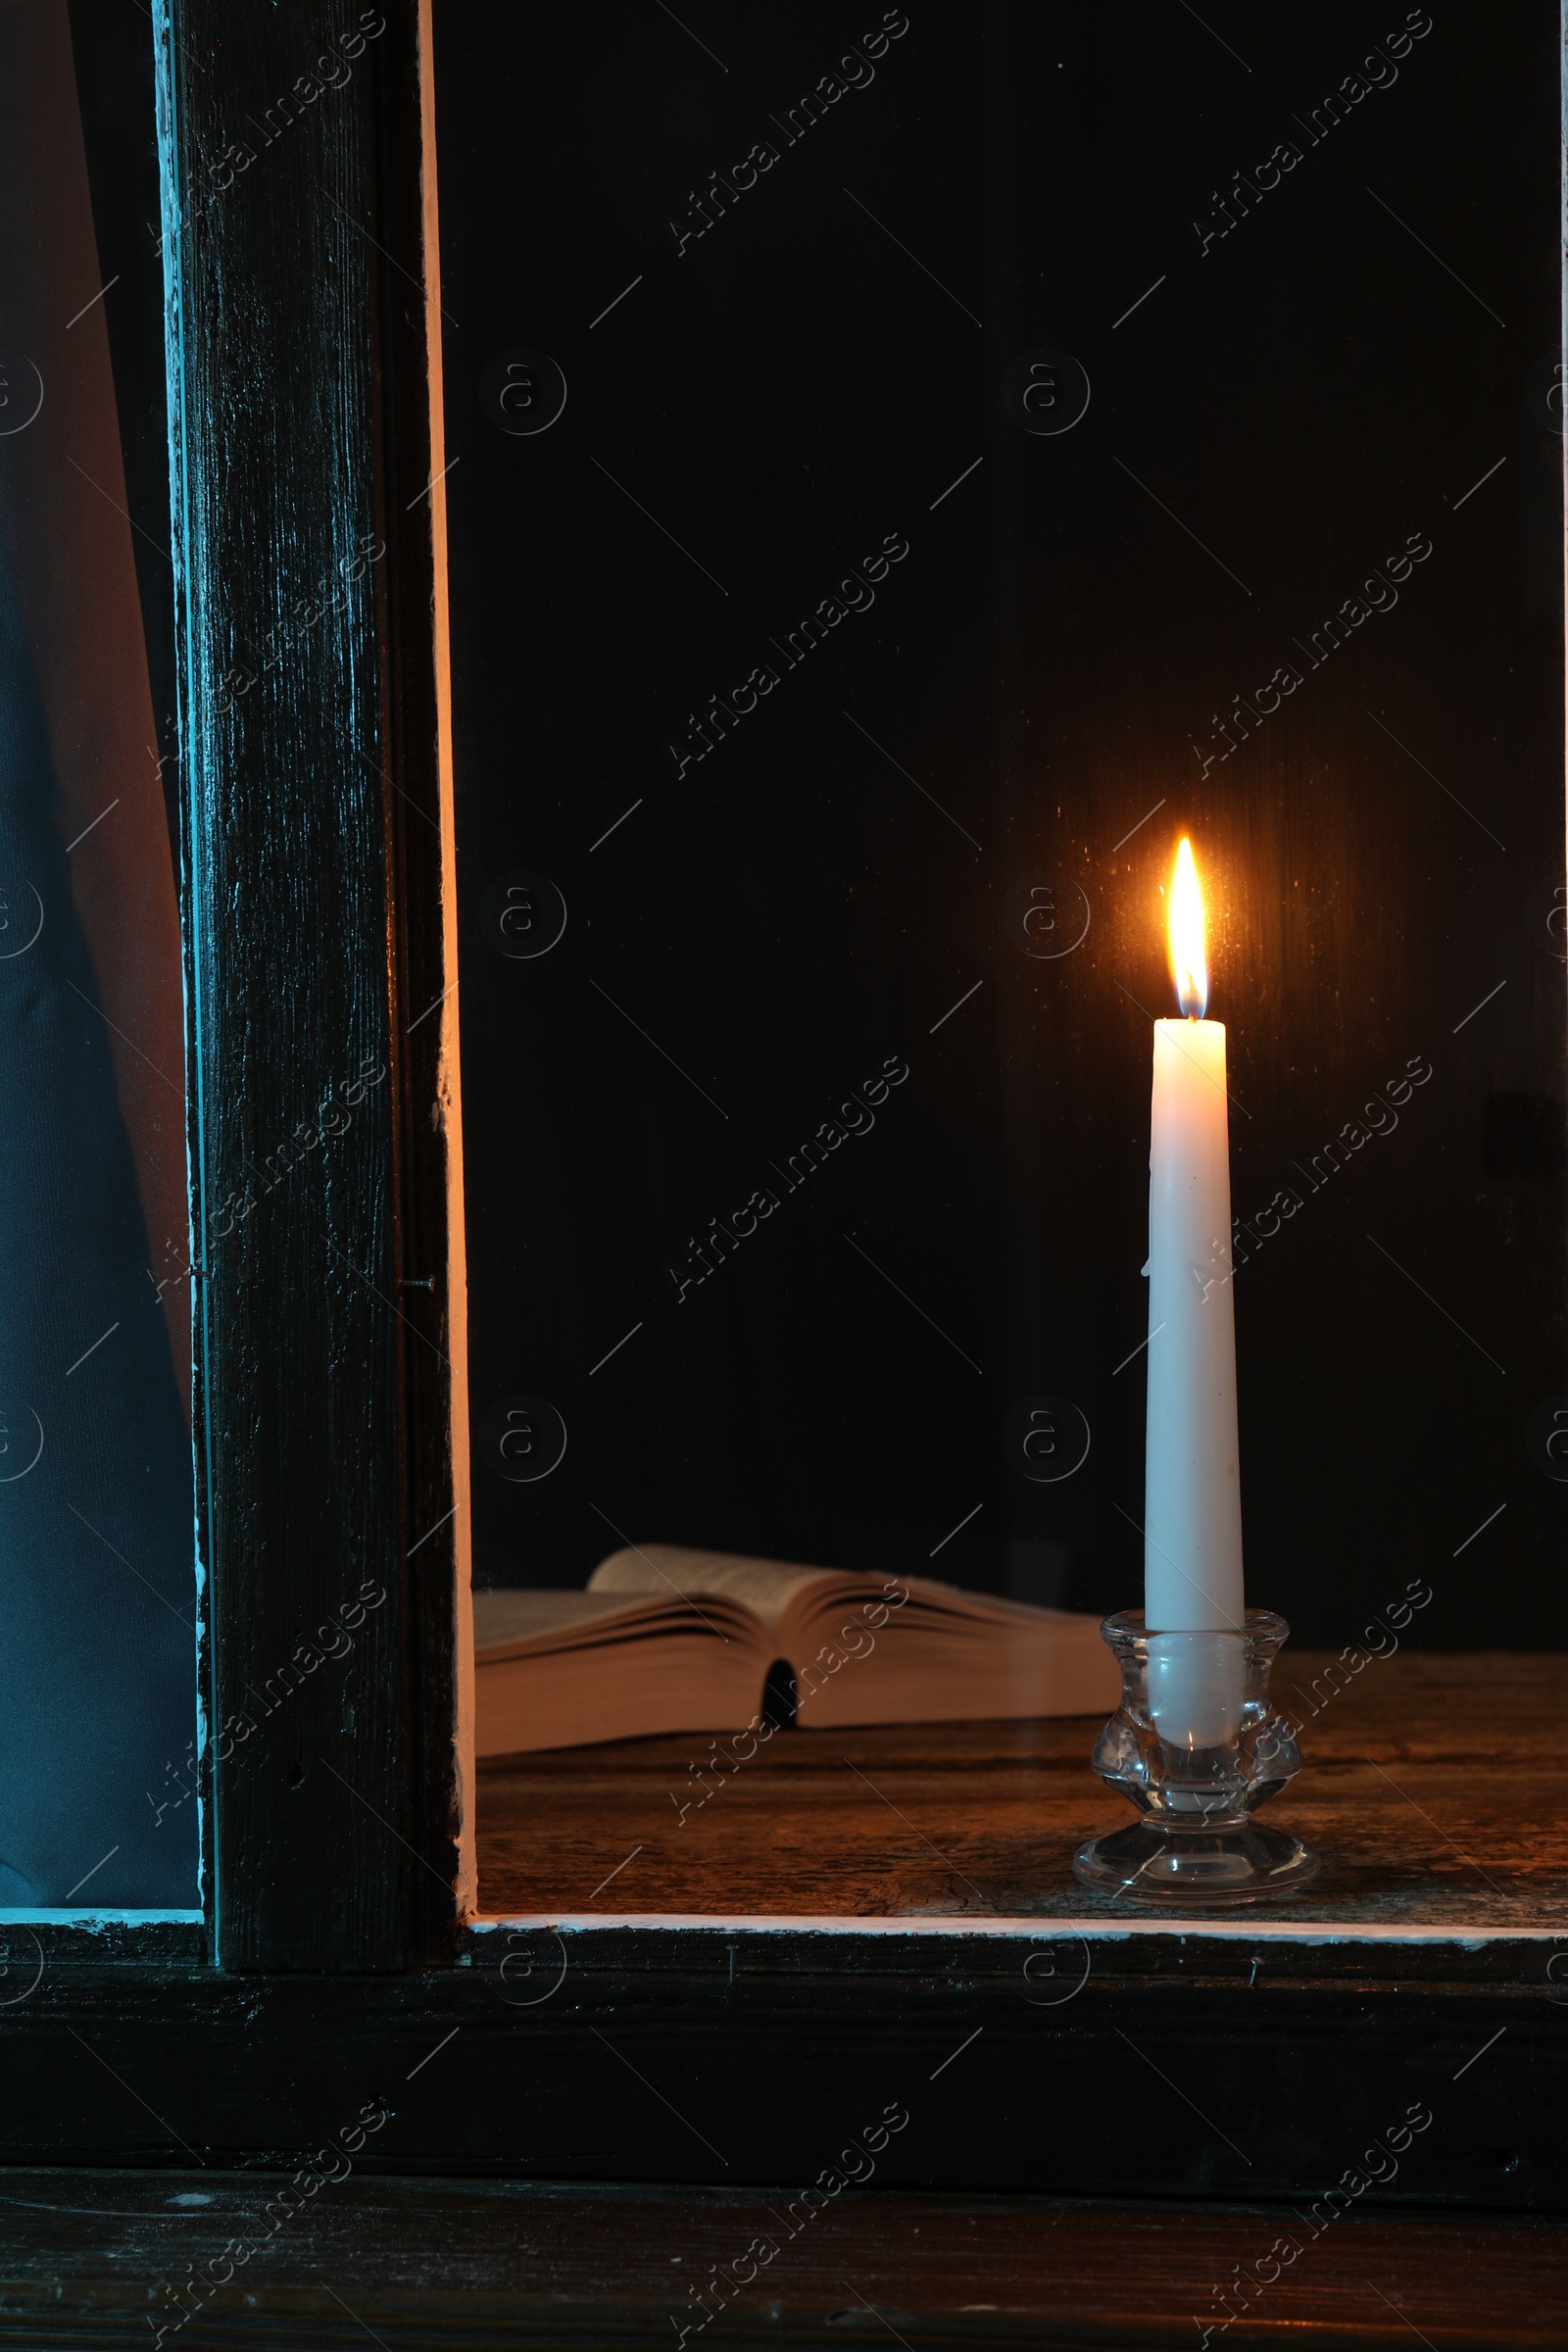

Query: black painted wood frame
left=6, top=1930, right=1568, bottom=2208
left=2, top=0, right=1559, bottom=2215
left=160, top=0, right=460, bottom=1972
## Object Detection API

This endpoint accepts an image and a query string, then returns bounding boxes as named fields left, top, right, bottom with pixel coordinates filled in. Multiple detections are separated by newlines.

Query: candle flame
left=1167, top=837, right=1208, bottom=1018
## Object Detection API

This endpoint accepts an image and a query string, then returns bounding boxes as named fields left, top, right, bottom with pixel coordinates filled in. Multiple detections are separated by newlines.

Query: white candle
left=1143, top=839, right=1246, bottom=1749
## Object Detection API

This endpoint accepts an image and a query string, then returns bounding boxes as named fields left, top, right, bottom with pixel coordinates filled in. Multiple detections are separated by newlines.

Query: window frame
left=155, top=0, right=466, bottom=1972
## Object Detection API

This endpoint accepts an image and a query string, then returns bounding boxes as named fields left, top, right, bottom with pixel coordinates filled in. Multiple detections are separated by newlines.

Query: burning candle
left=1142, top=838, right=1247, bottom=1748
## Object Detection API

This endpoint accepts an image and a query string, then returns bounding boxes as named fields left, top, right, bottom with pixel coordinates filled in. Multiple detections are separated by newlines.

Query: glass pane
left=429, top=4, right=1566, bottom=1900
left=0, top=0, right=197, bottom=1911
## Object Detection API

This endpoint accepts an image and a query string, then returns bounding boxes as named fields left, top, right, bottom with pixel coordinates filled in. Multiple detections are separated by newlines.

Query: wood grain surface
left=476, top=1651, right=1568, bottom=1930
left=0, top=2169, right=1563, bottom=2348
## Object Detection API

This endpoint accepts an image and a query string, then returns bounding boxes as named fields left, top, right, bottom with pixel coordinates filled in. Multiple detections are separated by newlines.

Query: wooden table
left=1, top=2170, right=1564, bottom=2347
left=476, top=1651, right=1568, bottom=1931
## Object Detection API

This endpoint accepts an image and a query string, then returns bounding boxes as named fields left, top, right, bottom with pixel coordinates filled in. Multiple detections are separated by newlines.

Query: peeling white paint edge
left=0, top=1910, right=203, bottom=1929
left=467, top=1910, right=1566, bottom=1945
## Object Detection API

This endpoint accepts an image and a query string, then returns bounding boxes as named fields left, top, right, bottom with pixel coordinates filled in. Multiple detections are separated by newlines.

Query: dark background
left=431, top=1, right=1567, bottom=1648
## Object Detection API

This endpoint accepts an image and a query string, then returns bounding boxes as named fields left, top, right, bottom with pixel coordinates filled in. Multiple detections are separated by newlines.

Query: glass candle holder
left=1072, top=1609, right=1319, bottom=1907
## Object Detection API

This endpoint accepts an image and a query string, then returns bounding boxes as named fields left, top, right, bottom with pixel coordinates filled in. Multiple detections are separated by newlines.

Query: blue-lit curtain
left=0, top=530, right=196, bottom=1907
left=0, top=0, right=196, bottom=1909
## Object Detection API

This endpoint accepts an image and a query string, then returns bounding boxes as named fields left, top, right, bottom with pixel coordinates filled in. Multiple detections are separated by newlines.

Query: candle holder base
left=1072, top=1817, right=1318, bottom=1906
left=1072, top=1609, right=1319, bottom=1909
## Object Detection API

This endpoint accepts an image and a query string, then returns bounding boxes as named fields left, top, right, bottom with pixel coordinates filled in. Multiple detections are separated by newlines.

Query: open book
left=472, top=1545, right=1118, bottom=1756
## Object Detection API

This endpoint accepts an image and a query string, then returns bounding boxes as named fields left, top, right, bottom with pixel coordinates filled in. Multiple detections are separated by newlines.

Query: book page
left=587, top=1549, right=1090, bottom=1644
left=826, top=1575, right=1092, bottom=1626
left=472, top=1588, right=647, bottom=1652
left=588, top=1544, right=851, bottom=1638
left=798, top=1601, right=1119, bottom=1726
left=473, top=1618, right=774, bottom=1754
